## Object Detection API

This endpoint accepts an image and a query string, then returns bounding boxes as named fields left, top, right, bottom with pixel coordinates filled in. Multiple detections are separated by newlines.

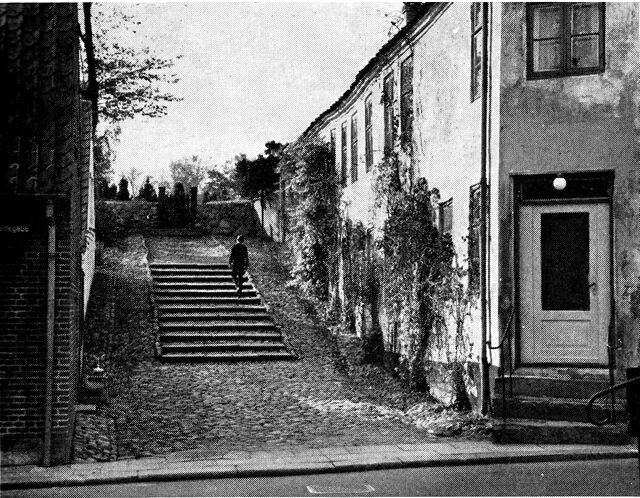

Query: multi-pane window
left=365, top=96, right=373, bottom=172
left=340, top=122, right=348, bottom=186
left=470, top=3, right=482, bottom=102
left=527, top=3, right=605, bottom=79
left=350, top=113, right=358, bottom=183
left=439, top=198, right=453, bottom=234
left=383, top=72, right=395, bottom=153
left=329, top=129, right=336, bottom=175
left=468, top=183, right=481, bottom=295
left=400, top=56, right=413, bottom=146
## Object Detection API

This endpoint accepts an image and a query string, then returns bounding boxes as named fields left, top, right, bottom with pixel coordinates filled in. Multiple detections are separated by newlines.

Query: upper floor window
left=350, top=113, right=358, bottom=183
left=329, top=129, right=336, bottom=175
left=364, top=96, right=374, bottom=173
left=470, top=3, right=483, bottom=102
left=400, top=56, right=413, bottom=147
left=383, top=72, right=395, bottom=154
left=527, top=3, right=605, bottom=79
left=341, top=122, right=348, bottom=186
left=439, top=198, right=453, bottom=234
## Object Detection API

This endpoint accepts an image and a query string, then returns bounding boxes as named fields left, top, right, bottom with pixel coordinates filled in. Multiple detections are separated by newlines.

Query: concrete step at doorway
left=494, top=375, right=611, bottom=400
left=492, top=418, right=629, bottom=445
left=492, top=394, right=627, bottom=424
left=491, top=371, right=630, bottom=445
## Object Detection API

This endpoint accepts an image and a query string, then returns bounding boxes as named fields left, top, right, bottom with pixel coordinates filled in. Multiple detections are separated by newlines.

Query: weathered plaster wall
left=498, top=3, right=640, bottom=376
left=412, top=2, right=503, bottom=370
left=306, top=4, right=505, bottom=408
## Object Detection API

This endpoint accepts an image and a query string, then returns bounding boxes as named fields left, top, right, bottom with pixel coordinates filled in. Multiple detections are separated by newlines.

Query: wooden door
left=519, top=203, right=610, bottom=365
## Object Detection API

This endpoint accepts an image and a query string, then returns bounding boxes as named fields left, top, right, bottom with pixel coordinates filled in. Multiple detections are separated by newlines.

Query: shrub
left=95, top=201, right=126, bottom=247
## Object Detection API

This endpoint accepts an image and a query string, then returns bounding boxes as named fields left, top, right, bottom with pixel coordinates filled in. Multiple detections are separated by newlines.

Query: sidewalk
left=2, top=441, right=637, bottom=490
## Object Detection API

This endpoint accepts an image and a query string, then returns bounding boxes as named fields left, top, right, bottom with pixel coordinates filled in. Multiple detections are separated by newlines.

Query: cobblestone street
left=75, top=235, right=489, bottom=463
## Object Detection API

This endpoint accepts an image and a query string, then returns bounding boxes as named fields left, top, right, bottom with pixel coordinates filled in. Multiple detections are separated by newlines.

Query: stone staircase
left=492, top=369, right=629, bottom=445
left=150, top=263, right=294, bottom=361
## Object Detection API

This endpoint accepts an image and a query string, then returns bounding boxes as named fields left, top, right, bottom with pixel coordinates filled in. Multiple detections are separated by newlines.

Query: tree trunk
left=260, top=190, right=265, bottom=236
left=82, top=3, right=99, bottom=131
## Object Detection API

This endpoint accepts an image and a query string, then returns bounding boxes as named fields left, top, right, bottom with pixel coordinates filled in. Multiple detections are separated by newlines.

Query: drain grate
left=306, top=484, right=375, bottom=494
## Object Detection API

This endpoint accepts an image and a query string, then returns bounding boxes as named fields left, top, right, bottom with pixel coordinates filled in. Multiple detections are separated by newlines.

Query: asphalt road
left=5, top=458, right=638, bottom=497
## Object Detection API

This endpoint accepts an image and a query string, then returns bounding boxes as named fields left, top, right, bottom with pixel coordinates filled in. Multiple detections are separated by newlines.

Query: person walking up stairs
left=229, top=235, right=249, bottom=297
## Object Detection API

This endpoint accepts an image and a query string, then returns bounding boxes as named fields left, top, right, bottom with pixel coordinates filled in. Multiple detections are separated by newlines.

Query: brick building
left=0, top=4, right=95, bottom=465
left=287, top=2, right=640, bottom=441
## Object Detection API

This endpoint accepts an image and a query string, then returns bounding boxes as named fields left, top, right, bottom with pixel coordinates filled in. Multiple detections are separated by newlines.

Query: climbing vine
left=280, top=135, right=341, bottom=301
left=373, top=151, right=456, bottom=393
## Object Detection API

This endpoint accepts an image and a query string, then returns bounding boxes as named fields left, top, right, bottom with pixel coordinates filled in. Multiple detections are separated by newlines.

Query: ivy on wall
left=280, top=135, right=341, bottom=301
left=372, top=151, right=474, bottom=404
left=283, top=126, right=476, bottom=405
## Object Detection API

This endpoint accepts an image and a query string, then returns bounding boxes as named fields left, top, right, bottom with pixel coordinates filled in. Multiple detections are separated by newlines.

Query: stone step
left=159, top=312, right=271, bottom=320
left=154, top=296, right=262, bottom=305
left=154, top=289, right=258, bottom=297
left=157, top=304, right=267, bottom=313
left=153, top=282, right=253, bottom=289
left=492, top=395, right=627, bottom=423
left=494, top=375, right=610, bottom=400
left=149, top=263, right=229, bottom=270
left=161, top=331, right=283, bottom=341
left=151, top=270, right=234, bottom=277
left=161, top=350, right=295, bottom=362
left=152, top=275, right=242, bottom=282
left=150, top=262, right=291, bottom=362
left=162, top=341, right=287, bottom=352
left=159, top=320, right=276, bottom=330
left=492, top=418, right=630, bottom=445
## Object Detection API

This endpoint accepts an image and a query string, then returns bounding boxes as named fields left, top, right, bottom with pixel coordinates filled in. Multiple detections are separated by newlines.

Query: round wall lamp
left=552, top=174, right=567, bottom=191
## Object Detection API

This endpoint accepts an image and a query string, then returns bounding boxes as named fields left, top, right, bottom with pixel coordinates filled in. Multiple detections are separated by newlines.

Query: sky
left=105, top=2, right=403, bottom=183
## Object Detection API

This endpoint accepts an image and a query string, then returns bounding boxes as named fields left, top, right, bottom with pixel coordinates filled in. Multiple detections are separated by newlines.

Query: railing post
left=190, top=186, right=198, bottom=226
left=158, top=186, right=167, bottom=228
left=627, top=367, right=640, bottom=436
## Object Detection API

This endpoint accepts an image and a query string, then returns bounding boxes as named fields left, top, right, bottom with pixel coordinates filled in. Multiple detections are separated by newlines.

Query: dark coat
left=229, top=242, right=249, bottom=269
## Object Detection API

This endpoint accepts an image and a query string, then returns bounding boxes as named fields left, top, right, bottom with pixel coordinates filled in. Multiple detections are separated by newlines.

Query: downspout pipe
left=43, top=200, right=56, bottom=466
left=479, top=2, right=490, bottom=415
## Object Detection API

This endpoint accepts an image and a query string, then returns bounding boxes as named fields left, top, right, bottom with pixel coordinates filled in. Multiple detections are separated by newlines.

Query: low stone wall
left=104, top=200, right=158, bottom=232
left=197, top=200, right=265, bottom=237
left=97, top=199, right=265, bottom=239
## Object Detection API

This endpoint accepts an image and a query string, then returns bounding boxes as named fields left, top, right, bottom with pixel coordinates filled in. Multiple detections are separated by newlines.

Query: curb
left=2, top=448, right=637, bottom=490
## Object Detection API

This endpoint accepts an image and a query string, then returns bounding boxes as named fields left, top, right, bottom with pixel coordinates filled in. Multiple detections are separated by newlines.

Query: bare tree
left=126, top=166, right=141, bottom=196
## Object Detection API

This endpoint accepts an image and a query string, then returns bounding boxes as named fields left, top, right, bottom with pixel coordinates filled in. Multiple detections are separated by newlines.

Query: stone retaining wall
left=197, top=200, right=265, bottom=237
left=104, top=200, right=158, bottom=232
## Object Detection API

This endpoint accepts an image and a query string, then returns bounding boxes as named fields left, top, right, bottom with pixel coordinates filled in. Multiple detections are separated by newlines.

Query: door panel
left=519, top=203, right=610, bottom=364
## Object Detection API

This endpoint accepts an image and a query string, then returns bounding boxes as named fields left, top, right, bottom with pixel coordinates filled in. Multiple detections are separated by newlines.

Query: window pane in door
left=541, top=212, right=590, bottom=311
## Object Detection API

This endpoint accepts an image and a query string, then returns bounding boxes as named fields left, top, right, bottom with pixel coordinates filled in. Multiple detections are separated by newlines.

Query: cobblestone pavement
left=76, top=235, right=488, bottom=462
